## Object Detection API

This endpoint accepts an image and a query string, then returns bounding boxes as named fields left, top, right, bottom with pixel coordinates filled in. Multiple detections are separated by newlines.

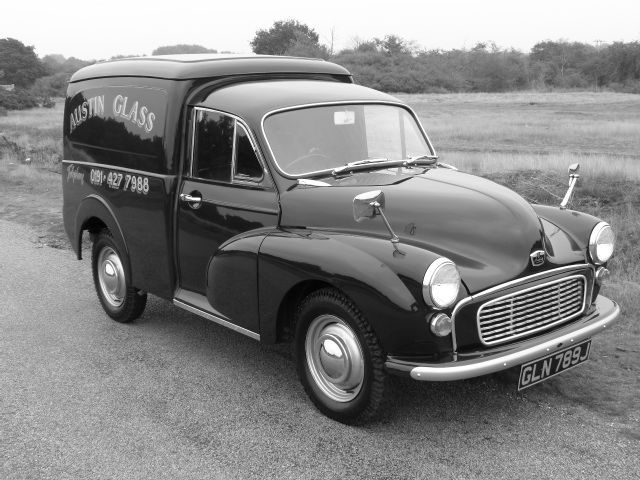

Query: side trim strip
left=200, top=198, right=279, bottom=215
left=173, top=299, right=260, bottom=341
left=62, top=159, right=174, bottom=179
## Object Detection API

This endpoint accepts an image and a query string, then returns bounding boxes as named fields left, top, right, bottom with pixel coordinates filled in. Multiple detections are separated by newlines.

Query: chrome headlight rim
left=423, top=257, right=461, bottom=310
left=588, top=222, right=614, bottom=265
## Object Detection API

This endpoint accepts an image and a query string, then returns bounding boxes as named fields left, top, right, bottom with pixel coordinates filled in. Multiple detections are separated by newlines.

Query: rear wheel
left=91, top=229, right=146, bottom=323
left=295, top=288, right=386, bottom=423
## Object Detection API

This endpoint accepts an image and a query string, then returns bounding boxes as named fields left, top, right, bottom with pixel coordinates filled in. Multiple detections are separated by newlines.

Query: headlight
left=589, top=222, right=614, bottom=265
left=423, top=258, right=460, bottom=309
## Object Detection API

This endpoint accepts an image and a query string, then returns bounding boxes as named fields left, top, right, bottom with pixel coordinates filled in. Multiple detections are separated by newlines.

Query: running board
left=173, top=289, right=260, bottom=341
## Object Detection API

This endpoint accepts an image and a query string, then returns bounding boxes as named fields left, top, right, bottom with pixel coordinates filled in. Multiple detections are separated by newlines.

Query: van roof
left=199, top=80, right=400, bottom=124
left=69, top=54, right=351, bottom=83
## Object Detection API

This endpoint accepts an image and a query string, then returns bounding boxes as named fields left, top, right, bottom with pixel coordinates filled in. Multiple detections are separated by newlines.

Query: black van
left=63, top=55, right=619, bottom=423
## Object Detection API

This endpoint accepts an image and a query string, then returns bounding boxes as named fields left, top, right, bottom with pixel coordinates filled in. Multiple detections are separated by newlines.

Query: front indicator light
left=430, top=313, right=452, bottom=337
left=595, top=267, right=610, bottom=284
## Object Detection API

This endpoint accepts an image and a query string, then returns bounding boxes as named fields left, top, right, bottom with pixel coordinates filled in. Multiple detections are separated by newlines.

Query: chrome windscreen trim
left=260, top=100, right=438, bottom=180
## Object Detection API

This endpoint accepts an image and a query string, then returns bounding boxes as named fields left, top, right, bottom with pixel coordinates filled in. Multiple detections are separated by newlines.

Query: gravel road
left=1, top=218, right=638, bottom=479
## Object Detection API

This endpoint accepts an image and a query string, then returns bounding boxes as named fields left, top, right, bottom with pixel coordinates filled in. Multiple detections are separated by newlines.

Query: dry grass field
left=1, top=92, right=639, bottom=424
left=398, top=91, right=640, bottom=299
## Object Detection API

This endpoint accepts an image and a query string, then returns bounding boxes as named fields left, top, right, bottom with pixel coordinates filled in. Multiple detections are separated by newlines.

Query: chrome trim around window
left=190, top=106, right=271, bottom=185
left=260, top=100, right=438, bottom=180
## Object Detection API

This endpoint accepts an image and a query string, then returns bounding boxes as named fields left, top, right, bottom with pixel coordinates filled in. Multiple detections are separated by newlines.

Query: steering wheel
left=286, top=150, right=332, bottom=173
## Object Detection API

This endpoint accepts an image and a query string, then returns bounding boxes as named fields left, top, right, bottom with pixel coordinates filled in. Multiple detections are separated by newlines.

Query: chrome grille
left=477, top=275, right=586, bottom=346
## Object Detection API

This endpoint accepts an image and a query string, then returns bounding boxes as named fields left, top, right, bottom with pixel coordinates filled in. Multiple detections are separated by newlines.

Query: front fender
left=533, top=205, right=602, bottom=264
left=258, top=229, right=461, bottom=355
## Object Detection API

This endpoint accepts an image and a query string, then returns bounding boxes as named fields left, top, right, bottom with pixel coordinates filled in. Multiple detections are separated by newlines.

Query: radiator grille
left=477, top=275, right=586, bottom=346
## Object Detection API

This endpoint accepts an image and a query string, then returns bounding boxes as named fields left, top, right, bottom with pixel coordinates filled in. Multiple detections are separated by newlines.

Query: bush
left=30, top=72, right=70, bottom=98
left=42, top=97, right=55, bottom=108
left=0, top=88, right=39, bottom=110
left=607, top=80, right=640, bottom=94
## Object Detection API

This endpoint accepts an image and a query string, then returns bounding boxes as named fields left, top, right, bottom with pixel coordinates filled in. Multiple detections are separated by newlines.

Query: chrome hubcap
left=97, top=247, right=125, bottom=308
left=305, top=315, right=364, bottom=402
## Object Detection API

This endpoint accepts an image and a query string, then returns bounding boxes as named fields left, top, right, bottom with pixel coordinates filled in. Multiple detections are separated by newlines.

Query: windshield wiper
left=332, top=158, right=401, bottom=175
left=331, top=154, right=444, bottom=176
left=405, top=154, right=459, bottom=171
left=404, top=154, right=439, bottom=167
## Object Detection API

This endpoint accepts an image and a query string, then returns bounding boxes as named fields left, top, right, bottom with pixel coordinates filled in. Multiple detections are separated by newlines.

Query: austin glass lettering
left=112, top=94, right=155, bottom=132
left=69, top=95, right=105, bottom=133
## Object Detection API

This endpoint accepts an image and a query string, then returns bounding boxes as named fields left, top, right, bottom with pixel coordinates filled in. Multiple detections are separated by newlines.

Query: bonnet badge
left=530, top=250, right=545, bottom=267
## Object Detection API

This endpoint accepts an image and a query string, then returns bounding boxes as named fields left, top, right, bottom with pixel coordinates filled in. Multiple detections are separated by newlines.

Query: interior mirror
left=334, top=110, right=355, bottom=125
left=353, top=190, right=384, bottom=222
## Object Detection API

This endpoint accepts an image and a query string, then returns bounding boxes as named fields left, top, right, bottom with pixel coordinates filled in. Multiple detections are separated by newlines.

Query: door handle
left=180, top=193, right=202, bottom=203
left=179, top=192, right=203, bottom=208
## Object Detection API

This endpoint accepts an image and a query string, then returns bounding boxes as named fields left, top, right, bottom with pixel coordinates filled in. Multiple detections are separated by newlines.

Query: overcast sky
left=3, top=0, right=639, bottom=60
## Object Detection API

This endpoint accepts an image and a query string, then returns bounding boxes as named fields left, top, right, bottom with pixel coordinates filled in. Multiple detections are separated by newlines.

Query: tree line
left=1, top=22, right=639, bottom=112
left=253, top=21, right=640, bottom=94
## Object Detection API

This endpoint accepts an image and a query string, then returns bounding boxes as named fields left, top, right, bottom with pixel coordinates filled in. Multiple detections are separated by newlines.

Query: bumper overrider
left=385, top=295, right=620, bottom=381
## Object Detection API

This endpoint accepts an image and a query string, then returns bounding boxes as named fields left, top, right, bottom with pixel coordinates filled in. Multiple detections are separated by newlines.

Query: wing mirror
left=353, top=190, right=403, bottom=255
left=353, top=190, right=384, bottom=222
left=560, top=163, right=580, bottom=210
left=568, top=163, right=580, bottom=176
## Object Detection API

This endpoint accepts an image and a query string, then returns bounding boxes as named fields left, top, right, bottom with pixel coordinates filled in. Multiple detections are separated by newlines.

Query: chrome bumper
left=388, top=295, right=620, bottom=382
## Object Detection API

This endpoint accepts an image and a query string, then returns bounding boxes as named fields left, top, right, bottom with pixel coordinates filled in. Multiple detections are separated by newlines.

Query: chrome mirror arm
left=371, top=201, right=404, bottom=256
left=560, top=163, right=580, bottom=210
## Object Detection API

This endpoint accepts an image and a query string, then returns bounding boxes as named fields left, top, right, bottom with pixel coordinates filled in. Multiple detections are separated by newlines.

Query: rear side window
left=192, top=109, right=263, bottom=183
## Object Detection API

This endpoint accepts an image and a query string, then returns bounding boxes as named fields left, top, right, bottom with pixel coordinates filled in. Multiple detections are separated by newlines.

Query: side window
left=192, top=109, right=265, bottom=184
left=234, top=124, right=263, bottom=181
left=193, top=110, right=233, bottom=181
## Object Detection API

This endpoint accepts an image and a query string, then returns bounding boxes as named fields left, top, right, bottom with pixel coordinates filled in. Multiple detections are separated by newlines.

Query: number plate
left=518, top=339, right=591, bottom=391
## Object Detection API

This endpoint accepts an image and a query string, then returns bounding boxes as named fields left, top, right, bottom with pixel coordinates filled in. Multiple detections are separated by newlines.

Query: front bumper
left=385, top=295, right=620, bottom=381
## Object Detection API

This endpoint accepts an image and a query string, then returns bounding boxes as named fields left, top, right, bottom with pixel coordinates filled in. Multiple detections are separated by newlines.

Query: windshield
left=263, top=104, right=433, bottom=177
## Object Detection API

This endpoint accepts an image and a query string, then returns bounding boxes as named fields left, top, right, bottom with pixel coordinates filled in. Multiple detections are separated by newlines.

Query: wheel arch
left=74, top=195, right=128, bottom=263
left=275, top=279, right=335, bottom=343
left=258, top=231, right=433, bottom=352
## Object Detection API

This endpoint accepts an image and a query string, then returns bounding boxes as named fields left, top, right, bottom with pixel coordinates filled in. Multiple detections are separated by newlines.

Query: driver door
left=177, top=107, right=279, bottom=333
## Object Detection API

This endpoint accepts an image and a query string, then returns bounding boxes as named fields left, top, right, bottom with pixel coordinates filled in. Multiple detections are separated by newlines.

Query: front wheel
left=91, top=229, right=146, bottom=323
left=295, top=288, right=387, bottom=424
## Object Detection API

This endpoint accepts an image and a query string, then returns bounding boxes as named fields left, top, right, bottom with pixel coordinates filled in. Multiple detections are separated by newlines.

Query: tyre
left=295, top=288, right=387, bottom=424
left=91, top=229, right=146, bottom=323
